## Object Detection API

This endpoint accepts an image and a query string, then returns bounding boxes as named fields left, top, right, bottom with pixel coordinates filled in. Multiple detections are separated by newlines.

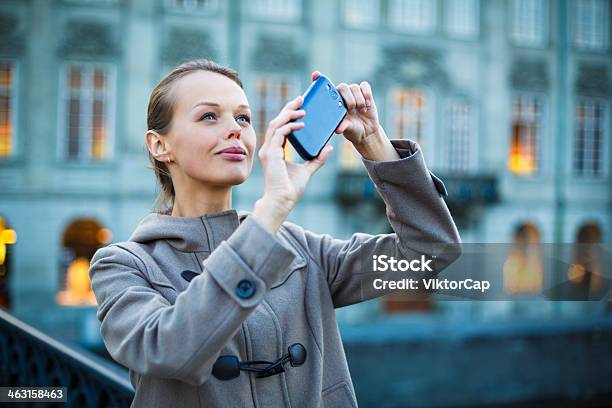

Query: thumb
left=335, top=118, right=352, bottom=134
left=305, top=145, right=333, bottom=176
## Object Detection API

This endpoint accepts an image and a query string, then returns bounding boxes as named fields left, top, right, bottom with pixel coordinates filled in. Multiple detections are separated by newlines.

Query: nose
left=224, top=119, right=242, bottom=140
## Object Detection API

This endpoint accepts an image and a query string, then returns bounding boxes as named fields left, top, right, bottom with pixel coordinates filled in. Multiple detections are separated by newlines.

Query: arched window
left=504, top=223, right=543, bottom=293
left=0, top=215, right=17, bottom=309
left=569, top=223, right=602, bottom=291
left=57, top=218, right=112, bottom=306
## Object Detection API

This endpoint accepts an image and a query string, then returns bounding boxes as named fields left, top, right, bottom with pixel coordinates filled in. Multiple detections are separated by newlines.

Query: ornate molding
left=0, top=14, right=25, bottom=56
left=375, top=44, right=449, bottom=88
left=59, top=21, right=118, bottom=59
left=161, top=28, right=216, bottom=66
left=251, top=34, right=305, bottom=73
left=575, top=63, right=610, bottom=96
left=510, top=58, right=549, bottom=91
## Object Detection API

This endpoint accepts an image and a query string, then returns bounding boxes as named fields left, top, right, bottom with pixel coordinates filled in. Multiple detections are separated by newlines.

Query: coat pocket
left=320, top=381, right=356, bottom=408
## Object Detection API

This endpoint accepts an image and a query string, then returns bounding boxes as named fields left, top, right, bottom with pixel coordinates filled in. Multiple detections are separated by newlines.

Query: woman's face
left=164, top=70, right=256, bottom=187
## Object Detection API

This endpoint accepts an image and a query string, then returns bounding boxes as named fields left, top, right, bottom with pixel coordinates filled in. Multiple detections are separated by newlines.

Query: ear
left=146, top=130, right=173, bottom=162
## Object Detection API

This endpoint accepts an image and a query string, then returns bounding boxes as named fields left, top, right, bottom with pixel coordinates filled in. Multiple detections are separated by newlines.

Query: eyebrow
left=193, top=101, right=250, bottom=110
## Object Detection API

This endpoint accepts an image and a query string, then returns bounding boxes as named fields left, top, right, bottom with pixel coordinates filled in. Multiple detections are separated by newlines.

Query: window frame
left=444, top=0, right=480, bottom=40
left=343, top=0, right=381, bottom=29
left=386, top=85, right=436, bottom=165
left=248, top=73, right=301, bottom=163
left=163, top=0, right=220, bottom=15
left=56, top=62, right=116, bottom=164
left=444, top=97, right=478, bottom=173
left=509, top=0, right=549, bottom=48
left=507, top=92, right=548, bottom=178
left=0, top=59, right=19, bottom=161
left=248, top=0, right=303, bottom=23
left=572, top=0, right=610, bottom=51
left=387, top=0, right=437, bottom=35
left=571, top=96, right=609, bottom=179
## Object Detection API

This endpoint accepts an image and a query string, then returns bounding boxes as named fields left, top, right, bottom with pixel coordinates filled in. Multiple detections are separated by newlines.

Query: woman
left=89, top=59, right=461, bottom=407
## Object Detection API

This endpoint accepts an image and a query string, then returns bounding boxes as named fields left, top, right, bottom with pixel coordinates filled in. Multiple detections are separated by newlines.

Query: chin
left=226, top=175, right=248, bottom=185
left=221, top=169, right=250, bottom=186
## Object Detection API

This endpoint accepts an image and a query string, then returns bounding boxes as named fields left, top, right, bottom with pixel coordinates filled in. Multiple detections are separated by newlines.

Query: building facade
left=0, top=0, right=610, bottom=342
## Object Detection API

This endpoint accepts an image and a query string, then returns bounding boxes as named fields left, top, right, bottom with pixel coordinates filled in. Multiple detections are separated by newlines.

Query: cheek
left=175, top=125, right=217, bottom=156
left=243, top=127, right=257, bottom=154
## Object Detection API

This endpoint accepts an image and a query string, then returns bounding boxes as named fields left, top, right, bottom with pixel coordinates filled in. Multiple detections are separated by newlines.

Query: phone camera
left=330, top=90, right=338, bottom=99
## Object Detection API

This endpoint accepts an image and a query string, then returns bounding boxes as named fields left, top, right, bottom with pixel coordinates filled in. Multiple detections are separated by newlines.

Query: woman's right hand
left=252, top=95, right=333, bottom=233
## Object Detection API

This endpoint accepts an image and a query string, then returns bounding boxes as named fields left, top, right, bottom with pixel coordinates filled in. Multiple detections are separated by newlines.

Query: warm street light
left=0, top=216, right=17, bottom=265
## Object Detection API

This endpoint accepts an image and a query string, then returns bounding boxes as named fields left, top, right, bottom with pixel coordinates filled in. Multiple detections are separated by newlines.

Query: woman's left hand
left=310, top=71, right=399, bottom=161
left=311, top=71, right=381, bottom=148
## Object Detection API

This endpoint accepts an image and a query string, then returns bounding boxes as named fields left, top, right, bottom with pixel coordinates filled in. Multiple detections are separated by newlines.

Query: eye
left=200, top=112, right=216, bottom=121
left=236, top=115, right=251, bottom=124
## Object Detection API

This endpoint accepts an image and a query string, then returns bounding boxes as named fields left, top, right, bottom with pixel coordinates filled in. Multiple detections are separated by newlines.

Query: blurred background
left=0, top=0, right=611, bottom=406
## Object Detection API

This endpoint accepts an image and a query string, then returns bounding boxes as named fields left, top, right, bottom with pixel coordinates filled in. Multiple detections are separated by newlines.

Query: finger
left=311, top=71, right=322, bottom=81
left=261, top=111, right=303, bottom=156
left=350, top=84, right=366, bottom=111
left=279, top=95, right=304, bottom=117
left=337, top=83, right=355, bottom=112
left=360, top=81, right=374, bottom=108
left=268, top=108, right=305, bottom=131
left=335, top=118, right=353, bottom=134
left=271, top=121, right=304, bottom=149
left=305, top=145, right=333, bottom=175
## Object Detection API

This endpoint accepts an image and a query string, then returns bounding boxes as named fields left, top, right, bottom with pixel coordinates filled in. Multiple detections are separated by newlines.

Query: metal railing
left=0, top=308, right=134, bottom=407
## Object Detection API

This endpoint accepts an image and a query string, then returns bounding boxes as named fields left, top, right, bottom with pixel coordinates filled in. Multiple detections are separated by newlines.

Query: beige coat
left=89, top=139, right=462, bottom=407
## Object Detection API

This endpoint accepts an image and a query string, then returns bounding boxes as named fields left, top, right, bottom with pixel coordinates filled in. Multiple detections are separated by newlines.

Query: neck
left=170, top=179, right=233, bottom=218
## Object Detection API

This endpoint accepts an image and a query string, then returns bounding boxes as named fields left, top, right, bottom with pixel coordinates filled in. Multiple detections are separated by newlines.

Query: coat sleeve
left=89, top=216, right=295, bottom=386
left=297, top=139, right=462, bottom=308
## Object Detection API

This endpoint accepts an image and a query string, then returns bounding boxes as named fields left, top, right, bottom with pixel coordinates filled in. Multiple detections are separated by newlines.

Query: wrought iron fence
left=0, top=308, right=134, bottom=407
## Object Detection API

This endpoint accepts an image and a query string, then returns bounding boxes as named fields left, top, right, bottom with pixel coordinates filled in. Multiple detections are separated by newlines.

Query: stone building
left=0, top=0, right=610, bottom=343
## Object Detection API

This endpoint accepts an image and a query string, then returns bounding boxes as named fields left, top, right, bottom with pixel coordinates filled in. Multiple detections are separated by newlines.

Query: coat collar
left=129, top=209, right=250, bottom=253
left=127, top=208, right=307, bottom=291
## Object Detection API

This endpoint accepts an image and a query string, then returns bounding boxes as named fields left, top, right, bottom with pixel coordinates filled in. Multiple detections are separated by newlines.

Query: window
left=0, top=61, right=16, bottom=159
left=344, top=0, right=379, bottom=28
left=388, top=0, right=436, bottom=33
left=64, top=0, right=118, bottom=4
left=60, top=64, right=115, bottom=162
left=510, top=0, right=547, bottom=46
left=445, top=0, right=479, bottom=38
left=569, top=223, right=603, bottom=292
left=445, top=99, right=475, bottom=172
left=574, top=98, right=607, bottom=177
left=504, top=223, right=543, bottom=293
left=391, top=88, right=427, bottom=145
left=252, top=76, right=298, bottom=162
left=508, top=95, right=544, bottom=176
left=57, top=218, right=112, bottom=306
left=165, top=0, right=218, bottom=12
left=0, top=215, right=16, bottom=309
left=250, top=0, right=301, bottom=21
left=573, top=0, right=609, bottom=50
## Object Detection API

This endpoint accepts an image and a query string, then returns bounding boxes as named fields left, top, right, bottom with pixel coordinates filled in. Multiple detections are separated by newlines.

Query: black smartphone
left=287, top=75, right=347, bottom=161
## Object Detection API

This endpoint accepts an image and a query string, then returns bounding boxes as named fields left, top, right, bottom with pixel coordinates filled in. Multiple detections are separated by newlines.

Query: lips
left=216, top=146, right=247, bottom=155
